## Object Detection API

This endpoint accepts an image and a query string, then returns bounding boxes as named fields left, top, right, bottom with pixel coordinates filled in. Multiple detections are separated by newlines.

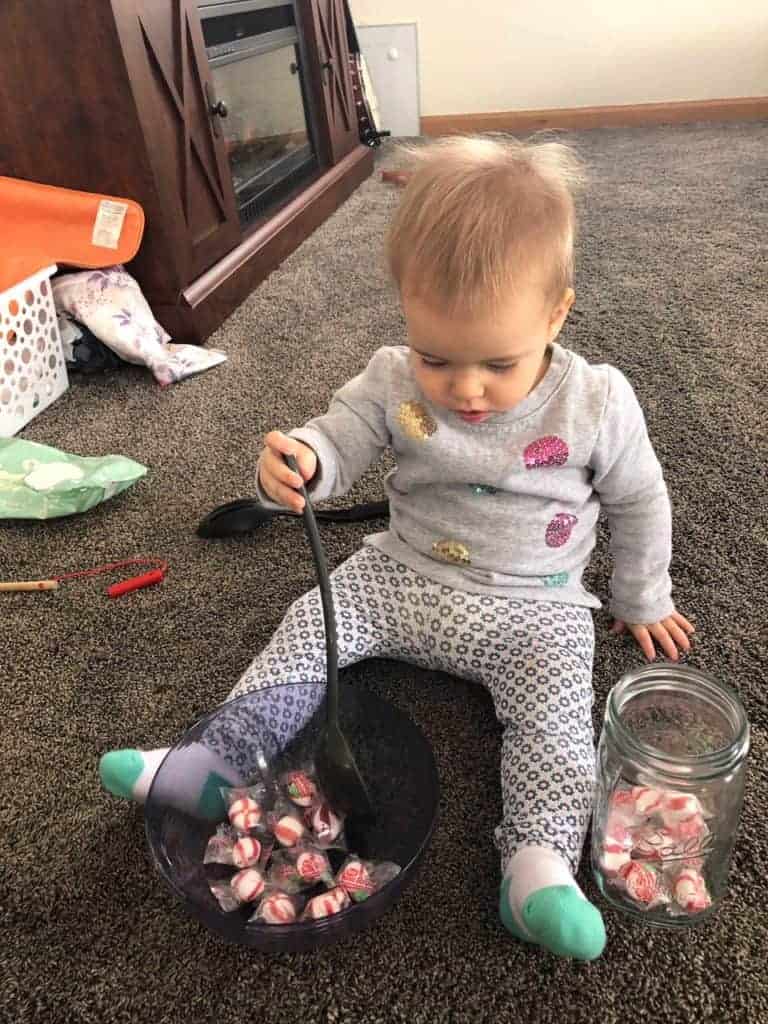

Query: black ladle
left=197, top=497, right=389, bottom=539
left=284, top=454, right=374, bottom=820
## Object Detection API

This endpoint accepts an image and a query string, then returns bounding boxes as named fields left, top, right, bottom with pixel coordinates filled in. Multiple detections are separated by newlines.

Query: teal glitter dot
left=468, top=484, right=498, bottom=496
left=543, top=572, right=569, bottom=587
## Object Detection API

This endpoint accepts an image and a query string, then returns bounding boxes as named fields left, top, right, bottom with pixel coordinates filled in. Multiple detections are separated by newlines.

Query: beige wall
left=349, top=1, right=768, bottom=116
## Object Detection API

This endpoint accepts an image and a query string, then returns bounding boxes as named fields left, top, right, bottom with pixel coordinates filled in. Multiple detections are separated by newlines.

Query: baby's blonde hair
left=387, top=134, right=586, bottom=313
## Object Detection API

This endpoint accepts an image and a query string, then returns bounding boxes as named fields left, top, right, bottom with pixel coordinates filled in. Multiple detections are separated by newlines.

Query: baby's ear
left=549, top=288, right=575, bottom=340
left=560, top=287, right=576, bottom=316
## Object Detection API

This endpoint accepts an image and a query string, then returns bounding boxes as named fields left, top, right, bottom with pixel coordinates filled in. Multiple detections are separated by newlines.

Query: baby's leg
left=419, top=587, right=604, bottom=959
left=99, top=546, right=405, bottom=811
left=488, top=604, right=604, bottom=959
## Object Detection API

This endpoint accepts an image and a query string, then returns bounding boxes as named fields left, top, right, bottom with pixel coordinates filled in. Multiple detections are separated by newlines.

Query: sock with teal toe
left=99, top=745, right=241, bottom=820
left=99, top=748, right=168, bottom=802
left=500, top=845, right=606, bottom=961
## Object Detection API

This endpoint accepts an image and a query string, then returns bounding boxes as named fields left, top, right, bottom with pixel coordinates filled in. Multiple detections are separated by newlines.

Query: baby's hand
left=611, top=610, right=695, bottom=662
left=258, top=431, right=317, bottom=513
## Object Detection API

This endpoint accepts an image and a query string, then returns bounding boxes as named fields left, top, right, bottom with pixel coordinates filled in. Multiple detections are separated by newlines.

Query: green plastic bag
left=0, top=438, right=147, bottom=519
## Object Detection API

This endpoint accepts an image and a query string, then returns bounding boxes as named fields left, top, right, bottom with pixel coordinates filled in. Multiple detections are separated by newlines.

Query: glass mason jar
left=591, top=664, right=749, bottom=926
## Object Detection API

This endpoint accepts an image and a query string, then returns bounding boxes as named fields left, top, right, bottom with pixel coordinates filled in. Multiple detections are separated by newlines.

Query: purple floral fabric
left=52, top=266, right=226, bottom=387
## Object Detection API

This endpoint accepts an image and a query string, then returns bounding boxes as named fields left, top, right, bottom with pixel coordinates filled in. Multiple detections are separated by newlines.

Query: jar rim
left=605, top=663, right=750, bottom=778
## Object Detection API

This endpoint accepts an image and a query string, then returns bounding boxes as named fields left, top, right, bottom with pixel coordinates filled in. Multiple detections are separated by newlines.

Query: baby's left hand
left=611, top=610, right=695, bottom=662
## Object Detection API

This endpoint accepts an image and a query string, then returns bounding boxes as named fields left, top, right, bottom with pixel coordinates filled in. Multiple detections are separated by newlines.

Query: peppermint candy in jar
left=267, top=849, right=329, bottom=893
left=672, top=867, right=712, bottom=913
left=336, top=856, right=401, bottom=903
left=267, top=852, right=305, bottom=894
left=599, top=820, right=633, bottom=877
left=631, top=825, right=679, bottom=862
left=209, top=868, right=266, bottom=912
left=608, top=788, right=641, bottom=825
left=294, top=847, right=334, bottom=887
left=617, top=860, right=668, bottom=909
left=660, top=791, right=705, bottom=826
left=250, top=890, right=303, bottom=925
left=220, top=784, right=267, bottom=833
left=232, top=835, right=266, bottom=870
left=228, top=798, right=263, bottom=833
left=302, top=886, right=351, bottom=921
left=273, top=815, right=305, bottom=847
left=281, top=769, right=318, bottom=808
left=671, top=812, right=708, bottom=841
left=631, top=786, right=666, bottom=817
left=268, top=799, right=308, bottom=847
left=230, top=867, right=266, bottom=904
left=307, top=799, right=345, bottom=846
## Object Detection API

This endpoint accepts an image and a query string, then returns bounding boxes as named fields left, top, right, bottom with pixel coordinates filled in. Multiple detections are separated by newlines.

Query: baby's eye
left=420, top=356, right=447, bottom=368
left=486, top=362, right=517, bottom=373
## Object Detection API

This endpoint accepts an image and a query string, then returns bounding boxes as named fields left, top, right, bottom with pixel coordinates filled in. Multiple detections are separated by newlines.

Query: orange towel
left=0, top=176, right=145, bottom=293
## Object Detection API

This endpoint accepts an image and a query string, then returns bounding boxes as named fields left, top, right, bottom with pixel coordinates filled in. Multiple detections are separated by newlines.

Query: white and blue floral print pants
left=225, top=545, right=596, bottom=872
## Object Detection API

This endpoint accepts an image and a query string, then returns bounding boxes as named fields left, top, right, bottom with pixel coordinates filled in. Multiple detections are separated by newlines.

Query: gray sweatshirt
left=267, top=342, right=674, bottom=624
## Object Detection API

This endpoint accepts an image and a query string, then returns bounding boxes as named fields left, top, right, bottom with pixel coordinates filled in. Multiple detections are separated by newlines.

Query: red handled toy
left=0, top=557, right=168, bottom=598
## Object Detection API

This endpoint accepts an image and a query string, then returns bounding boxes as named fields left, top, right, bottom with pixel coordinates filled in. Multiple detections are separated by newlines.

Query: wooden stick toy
left=0, top=579, right=59, bottom=591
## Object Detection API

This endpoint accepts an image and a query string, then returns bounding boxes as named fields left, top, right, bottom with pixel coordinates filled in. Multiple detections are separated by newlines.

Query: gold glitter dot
left=397, top=400, right=437, bottom=441
left=432, top=539, right=471, bottom=565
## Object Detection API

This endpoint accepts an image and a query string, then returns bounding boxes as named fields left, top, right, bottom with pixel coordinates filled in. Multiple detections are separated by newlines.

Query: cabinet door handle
left=205, top=82, right=227, bottom=138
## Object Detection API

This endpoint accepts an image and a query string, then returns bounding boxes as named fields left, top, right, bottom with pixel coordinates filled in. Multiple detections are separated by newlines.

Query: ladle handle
left=284, top=455, right=339, bottom=725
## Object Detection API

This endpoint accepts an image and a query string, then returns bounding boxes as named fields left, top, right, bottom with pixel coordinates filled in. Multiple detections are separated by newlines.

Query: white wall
left=349, top=1, right=768, bottom=116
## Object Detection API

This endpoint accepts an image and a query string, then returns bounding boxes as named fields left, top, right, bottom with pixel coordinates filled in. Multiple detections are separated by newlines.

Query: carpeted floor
left=2, top=122, right=767, bottom=1024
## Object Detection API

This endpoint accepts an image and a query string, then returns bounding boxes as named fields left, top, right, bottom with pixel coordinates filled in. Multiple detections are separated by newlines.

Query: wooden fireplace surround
left=0, top=0, right=373, bottom=343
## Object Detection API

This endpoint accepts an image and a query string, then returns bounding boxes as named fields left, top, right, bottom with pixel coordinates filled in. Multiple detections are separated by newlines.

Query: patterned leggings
left=226, top=545, right=596, bottom=873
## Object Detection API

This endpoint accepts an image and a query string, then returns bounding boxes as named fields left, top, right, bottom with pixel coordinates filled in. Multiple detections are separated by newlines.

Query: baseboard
left=420, top=97, right=768, bottom=135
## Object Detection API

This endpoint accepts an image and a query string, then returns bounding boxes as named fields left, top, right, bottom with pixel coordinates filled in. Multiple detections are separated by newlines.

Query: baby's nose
left=451, top=368, right=484, bottom=399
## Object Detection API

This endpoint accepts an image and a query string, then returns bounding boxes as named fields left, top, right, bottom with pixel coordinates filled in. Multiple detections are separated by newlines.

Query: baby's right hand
left=258, top=431, right=317, bottom=513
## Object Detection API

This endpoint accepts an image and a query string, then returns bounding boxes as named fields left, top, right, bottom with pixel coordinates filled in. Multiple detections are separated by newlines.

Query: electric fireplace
left=200, top=0, right=320, bottom=225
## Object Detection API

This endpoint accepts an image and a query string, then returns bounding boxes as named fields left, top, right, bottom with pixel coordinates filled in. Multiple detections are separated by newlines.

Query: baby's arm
left=591, top=368, right=693, bottom=659
left=257, top=347, right=394, bottom=511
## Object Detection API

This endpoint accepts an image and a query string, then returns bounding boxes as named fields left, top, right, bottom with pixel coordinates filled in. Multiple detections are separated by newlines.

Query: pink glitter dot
left=524, top=435, right=569, bottom=469
left=545, top=513, right=578, bottom=548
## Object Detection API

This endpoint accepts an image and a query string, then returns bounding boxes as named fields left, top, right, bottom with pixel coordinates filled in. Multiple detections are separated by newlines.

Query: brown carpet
left=2, top=122, right=767, bottom=1024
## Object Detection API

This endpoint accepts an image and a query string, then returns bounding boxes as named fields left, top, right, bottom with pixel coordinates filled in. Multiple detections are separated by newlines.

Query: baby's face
left=403, top=286, right=573, bottom=424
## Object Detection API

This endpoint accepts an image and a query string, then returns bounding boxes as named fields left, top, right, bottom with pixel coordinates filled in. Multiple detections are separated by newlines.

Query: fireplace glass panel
left=201, top=3, right=319, bottom=226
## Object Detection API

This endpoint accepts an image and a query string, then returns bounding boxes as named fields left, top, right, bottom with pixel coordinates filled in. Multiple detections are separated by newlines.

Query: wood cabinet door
left=305, top=0, right=358, bottom=165
left=113, top=0, right=241, bottom=284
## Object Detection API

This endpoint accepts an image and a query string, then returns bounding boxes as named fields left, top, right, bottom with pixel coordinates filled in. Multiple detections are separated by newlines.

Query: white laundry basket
left=0, top=265, right=69, bottom=436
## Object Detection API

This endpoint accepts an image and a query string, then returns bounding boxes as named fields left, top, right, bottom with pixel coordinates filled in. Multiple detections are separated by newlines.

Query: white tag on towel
left=92, top=200, right=128, bottom=250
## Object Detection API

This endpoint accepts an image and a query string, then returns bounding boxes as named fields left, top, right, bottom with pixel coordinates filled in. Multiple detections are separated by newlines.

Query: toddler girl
left=100, top=135, right=693, bottom=960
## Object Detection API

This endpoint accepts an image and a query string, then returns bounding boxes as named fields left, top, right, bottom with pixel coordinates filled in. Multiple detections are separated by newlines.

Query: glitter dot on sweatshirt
left=397, top=400, right=437, bottom=440
left=545, top=513, right=578, bottom=548
left=523, top=435, right=569, bottom=469
left=543, top=572, right=570, bottom=587
left=432, top=539, right=471, bottom=565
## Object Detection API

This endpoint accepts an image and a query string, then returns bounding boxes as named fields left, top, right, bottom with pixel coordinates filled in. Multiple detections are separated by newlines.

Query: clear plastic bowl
left=144, top=682, right=439, bottom=951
